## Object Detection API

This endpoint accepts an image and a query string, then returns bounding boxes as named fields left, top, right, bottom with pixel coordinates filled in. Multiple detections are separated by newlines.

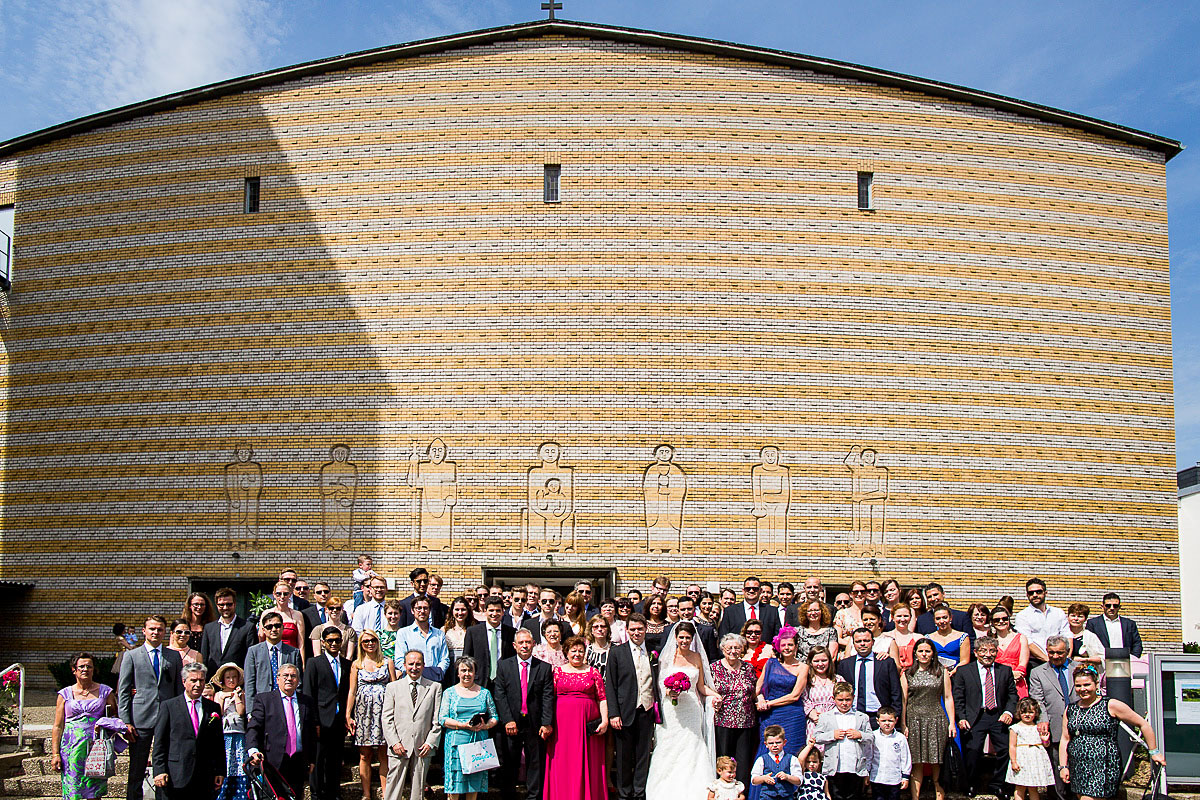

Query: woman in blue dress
left=749, top=628, right=808, bottom=800
left=440, top=656, right=499, bottom=800
left=926, top=605, right=969, bottom=677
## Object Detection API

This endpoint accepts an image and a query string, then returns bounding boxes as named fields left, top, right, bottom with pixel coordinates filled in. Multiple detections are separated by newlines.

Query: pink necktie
left=520, top=660, right=529, bottom=715
left=283, top=696, right=298, bottom=756
left=189, top=700, right=199, bottom=736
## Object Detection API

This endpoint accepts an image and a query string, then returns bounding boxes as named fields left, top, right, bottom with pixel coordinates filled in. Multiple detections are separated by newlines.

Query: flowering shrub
left=0, top=669, right=20, bottom=734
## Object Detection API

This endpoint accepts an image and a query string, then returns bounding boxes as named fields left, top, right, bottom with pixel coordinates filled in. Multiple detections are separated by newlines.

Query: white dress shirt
left=1104, top=617, right=1124, bottom=649
left=1014, top=604, right=1069, bottom=653
left=632, top=643, right=654, bottom=710
left=219, top=619, right=235, bottom=652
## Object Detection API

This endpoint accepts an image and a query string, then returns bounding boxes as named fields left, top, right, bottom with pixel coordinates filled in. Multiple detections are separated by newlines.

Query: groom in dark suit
left=151, top=663, right=225, bottom=800
left=835, top=628, right=902, bottom=727
left=462, top=597, right=515, bottom=688
left=717, top=576, right=781, bottom=642
left=493, top=628, right=555, bottom=800
left=605, top=614, right=660, bottom=800
left=952, top=636, right=1018, bottom=798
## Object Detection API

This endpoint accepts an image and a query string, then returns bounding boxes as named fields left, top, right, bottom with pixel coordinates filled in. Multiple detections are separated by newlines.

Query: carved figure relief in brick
left=522, top=441, right=575, bottom=552
left=751, top=445, right=791, bottom=555
left=224, top=443, right=263, bottom=550
left=844, top=445, right=889, bottom=558
left=644, top=444, right=686, bottom=553
left=406, top=438, right=457, bottom=551
left=318, top=444, right=358, bottom=550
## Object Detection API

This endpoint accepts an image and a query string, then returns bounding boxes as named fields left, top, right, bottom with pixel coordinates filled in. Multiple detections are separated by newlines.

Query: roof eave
left=0, top=18, right=1183, bottom=161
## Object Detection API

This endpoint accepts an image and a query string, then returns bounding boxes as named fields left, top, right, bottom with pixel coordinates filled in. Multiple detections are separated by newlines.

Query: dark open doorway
left=481, top=567, right=618, bottom=602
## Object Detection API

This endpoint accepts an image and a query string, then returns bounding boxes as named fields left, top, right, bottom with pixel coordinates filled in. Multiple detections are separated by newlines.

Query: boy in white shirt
left=814, top=683, right=872, bottom=800
left=867, top=706, right=911, bottom=800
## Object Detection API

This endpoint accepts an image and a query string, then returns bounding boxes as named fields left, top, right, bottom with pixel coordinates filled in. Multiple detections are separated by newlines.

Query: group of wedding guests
left=54, top=564, right=1163, bottom=800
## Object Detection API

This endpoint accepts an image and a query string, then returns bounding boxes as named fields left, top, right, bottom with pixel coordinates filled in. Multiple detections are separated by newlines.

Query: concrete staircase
left=0, top=731, right=394, bottom=800
left=3, top=730, right=1196, bottom=800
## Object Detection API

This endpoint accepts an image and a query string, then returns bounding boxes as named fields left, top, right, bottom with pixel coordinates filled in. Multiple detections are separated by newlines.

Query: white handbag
left=457, top=738, right=500, bottom=775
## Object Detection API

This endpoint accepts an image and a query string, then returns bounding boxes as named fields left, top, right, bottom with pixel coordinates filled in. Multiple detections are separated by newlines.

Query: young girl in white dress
left=1006, top=698, right=1054, bottom=800
left=709, top=756, right=746, bottom=800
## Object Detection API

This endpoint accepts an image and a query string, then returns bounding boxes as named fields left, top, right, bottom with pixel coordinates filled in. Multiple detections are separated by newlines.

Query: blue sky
left=2, top=0, right=1197, bottom=471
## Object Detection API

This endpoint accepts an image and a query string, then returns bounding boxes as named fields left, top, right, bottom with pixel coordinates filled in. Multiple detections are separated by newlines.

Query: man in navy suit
left=835, top=628, right=902, bottom=728
left=463, top=597, right=515, bottom=688
left=953, top=637, right=1018, bottom=797
left=398, top=567, right=448, bottom=628
left=152, top=663, right=225, bottom=800
left=502, top=587, right=528, bottom=629
left=493, top=629, right=555, bottom=800
left=605, top=615, right=660, bottom=800
left=302, top=626, right=351, bottom=800
left=717, top=576, right=782, bottom=642
left=1084, top=592, right=1143, bottom=657
left=247, top=663, right=318, bottom=796
left=915, top=583, right=971, bottom=635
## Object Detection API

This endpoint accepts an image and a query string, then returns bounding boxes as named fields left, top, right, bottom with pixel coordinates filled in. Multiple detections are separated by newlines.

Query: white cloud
left=31, top=0, right=279, bottom=119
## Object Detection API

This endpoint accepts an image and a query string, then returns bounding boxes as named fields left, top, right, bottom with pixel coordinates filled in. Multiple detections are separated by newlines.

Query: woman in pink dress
left=991, top=606, right=1030, bottom=697
left=544, top=637, right=609, bottom=800
left=801, top=646, right=837, bottom=744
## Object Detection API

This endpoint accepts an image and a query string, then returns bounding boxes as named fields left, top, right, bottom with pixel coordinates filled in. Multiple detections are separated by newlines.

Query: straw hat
left=211, top=662, right=244, bottom=687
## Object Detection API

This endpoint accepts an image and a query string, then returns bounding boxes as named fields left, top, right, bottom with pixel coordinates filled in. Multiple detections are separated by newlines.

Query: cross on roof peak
left=541, top=1, right=562, bottom=20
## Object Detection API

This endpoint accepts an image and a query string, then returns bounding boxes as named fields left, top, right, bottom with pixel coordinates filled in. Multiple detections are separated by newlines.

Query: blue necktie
left=1055, top=663, right=1070, bottom=703
left=270, top=646, right=279, bottom=684
left=151, top=648, right=160, bottom=681
left=320, top=608, right=327, bottom=624
left=857, top=657, right=868, bottom=712
left=375, top=604, right=382, bottom=630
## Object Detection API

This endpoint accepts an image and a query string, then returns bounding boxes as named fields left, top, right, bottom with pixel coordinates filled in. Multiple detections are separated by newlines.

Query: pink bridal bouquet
left=663, top=672, right=692, bottom=705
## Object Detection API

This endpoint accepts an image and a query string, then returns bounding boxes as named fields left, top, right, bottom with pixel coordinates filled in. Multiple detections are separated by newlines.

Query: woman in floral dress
left=51, top=653, right=118, bottom=800
left=1061, top=666, right=1164, bottom=800
left=346, top=631, right=396, bottom=800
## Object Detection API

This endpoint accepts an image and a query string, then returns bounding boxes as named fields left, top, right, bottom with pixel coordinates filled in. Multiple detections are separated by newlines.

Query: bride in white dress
left=647, top=622, right=722, bottom=800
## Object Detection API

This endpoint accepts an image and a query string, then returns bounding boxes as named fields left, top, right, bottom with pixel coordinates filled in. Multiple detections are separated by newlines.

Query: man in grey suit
left=1028, top=636, right=1078, bottom=800
left=382, top=650, right=444, bottom=800
left=244, top=611, right=301, bottom=715
left=118, top=615, right=184, bottom=800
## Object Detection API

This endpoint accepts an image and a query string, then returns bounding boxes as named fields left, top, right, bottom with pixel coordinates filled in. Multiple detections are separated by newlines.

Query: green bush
left=48, top=656, right=117, bottom=689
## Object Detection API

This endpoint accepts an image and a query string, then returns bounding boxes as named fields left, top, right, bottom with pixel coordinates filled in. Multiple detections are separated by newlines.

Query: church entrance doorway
left=482, top=567, right=618, bottom=602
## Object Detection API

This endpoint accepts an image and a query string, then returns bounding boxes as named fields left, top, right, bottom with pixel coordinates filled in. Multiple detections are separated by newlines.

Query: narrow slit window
left=857, top=171, right=873, bottom=210
left=243, top=177, right=261, bottom=213
left=543, top=164, right=561, bottom=203
left=0, top=204, right=13, bottom=291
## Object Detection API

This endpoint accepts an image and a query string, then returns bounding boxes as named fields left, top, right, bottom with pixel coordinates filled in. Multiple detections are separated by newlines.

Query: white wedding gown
left=646, top=663, right=714, bottom=800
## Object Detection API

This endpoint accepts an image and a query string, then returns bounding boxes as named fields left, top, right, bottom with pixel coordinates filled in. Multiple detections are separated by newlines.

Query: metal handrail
left=1, top=663, right=25, bottom=748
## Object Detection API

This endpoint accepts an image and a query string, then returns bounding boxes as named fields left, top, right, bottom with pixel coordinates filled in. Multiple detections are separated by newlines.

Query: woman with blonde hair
left=563, top=590, right=588, bottom=636
left=346, top=630, right=396, bottom=800
left=265, top=581, right=307, bottom=664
